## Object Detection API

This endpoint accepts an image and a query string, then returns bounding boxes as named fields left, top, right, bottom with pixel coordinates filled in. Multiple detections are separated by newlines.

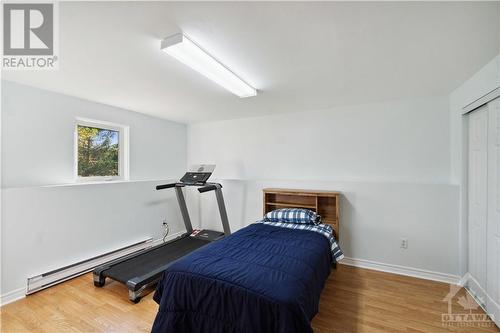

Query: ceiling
left=3, top=2, right=500, bottom=123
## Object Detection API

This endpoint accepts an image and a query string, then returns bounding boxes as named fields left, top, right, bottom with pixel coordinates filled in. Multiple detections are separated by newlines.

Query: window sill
left=41, top=179, right=170, bottom=188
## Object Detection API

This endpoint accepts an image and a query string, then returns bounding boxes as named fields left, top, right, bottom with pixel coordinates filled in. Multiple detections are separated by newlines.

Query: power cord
left=162, top=220, right=170, bottom=243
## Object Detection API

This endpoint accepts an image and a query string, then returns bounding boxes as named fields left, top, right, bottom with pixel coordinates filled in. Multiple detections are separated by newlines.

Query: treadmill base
left=93, top=274, right=106, bottom=287
left=93, top=270, right=153, bottom=303
left=92, top=235, right=213, bottom=303
left=128, top=286, right=144, bottom=303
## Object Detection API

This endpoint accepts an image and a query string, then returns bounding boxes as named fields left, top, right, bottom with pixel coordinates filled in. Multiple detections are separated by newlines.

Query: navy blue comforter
left=152, top=223, right=332, bottom=333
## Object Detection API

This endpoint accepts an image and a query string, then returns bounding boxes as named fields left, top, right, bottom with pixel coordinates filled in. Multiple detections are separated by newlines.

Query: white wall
left=188, top=96, right=461, bottom=277
left=1, top=81, right=188, bottom=299
left=2, top=81, right=187, bottom=188
left=200, top=179, right=458, bottom=274
left=190, top=97, right=451, bottom=183
left=449, top=54, right=500, bottom=276
left=1, top=182, right=185, bottom=294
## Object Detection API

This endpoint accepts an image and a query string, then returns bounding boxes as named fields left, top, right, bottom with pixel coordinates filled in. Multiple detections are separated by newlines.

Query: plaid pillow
left=263, top=208, right=320, bottom=225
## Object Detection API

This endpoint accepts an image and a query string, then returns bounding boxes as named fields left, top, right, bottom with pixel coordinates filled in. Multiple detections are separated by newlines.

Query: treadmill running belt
left=103, top=237, right=209, bottom=283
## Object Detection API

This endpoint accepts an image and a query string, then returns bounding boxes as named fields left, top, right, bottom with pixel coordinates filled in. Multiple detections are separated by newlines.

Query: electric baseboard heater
left=27, top=238, right=156, bottom=294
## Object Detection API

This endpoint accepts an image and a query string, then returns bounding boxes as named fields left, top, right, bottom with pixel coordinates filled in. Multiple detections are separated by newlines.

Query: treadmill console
left=180, top=164, right=215, bottom=185
left=180, top=172, right=211, bottom=185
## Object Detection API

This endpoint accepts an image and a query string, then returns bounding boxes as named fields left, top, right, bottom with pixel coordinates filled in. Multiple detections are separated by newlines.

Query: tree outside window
left=77, top=125, right=119, bottom=177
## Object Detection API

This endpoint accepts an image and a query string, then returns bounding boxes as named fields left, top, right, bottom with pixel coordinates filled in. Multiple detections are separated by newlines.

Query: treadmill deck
left=102, top=236, right=210, bottom=283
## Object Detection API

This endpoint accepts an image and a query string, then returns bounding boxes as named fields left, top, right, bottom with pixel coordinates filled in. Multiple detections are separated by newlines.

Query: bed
left=152, top=189, right=343, bottom=333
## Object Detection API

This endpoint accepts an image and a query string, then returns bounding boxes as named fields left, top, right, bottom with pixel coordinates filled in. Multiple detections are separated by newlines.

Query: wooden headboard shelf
left=263, top=188, right=340, bottom=239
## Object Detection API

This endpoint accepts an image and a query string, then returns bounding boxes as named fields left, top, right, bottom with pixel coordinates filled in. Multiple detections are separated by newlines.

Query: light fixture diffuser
left=161, top=33, right=257, bottom=98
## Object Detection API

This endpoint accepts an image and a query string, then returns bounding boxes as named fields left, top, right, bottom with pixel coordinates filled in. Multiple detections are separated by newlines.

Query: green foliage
left=78, top=126, right=119, bottom=177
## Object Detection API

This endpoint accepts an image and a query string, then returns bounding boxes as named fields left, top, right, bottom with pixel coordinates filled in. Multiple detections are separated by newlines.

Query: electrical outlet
left=400, top=238, right=408, bottom=249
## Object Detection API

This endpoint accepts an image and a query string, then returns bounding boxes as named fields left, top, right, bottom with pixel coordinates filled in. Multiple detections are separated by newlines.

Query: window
left=75, top=118, right=129, bottom=181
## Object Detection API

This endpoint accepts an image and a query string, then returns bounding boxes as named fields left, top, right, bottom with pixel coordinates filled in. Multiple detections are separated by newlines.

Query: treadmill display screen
left=180, top=164, right=215, bottom=185
left=180, top=172, right=211, bottom=185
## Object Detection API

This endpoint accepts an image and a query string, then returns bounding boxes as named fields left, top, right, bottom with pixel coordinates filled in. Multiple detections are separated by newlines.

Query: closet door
left=486, top=98, right=500, bottom=327
left=468, top=105, right=488, bottom=305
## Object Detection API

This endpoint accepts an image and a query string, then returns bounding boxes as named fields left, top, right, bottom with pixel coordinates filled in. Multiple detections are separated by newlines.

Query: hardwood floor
left=1, top=264, right=498, bottom=332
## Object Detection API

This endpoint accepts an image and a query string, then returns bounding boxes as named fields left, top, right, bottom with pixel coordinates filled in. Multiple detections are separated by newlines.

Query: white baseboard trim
left=340, top=257, right=461, bottom=285
left=485, top=291, right=500, bottom=328
left=458, top=272, right=470, bottom=287
left=0, top=288, right=26, bottom=306
left=462, top=272, right=500, bottom=327
left=464, top=285, right=488, bottom=313
left=462, top=273, right=489, bottom=312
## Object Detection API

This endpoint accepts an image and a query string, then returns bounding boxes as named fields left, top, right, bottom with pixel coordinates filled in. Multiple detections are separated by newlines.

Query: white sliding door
left=468, top=105, right=488, bottom=305
left=467, top=98, right=500, bottom=328
left=486, top=97, right=500, bottom=327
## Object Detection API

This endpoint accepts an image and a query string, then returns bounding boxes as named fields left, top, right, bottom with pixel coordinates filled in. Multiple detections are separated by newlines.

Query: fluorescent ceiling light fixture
left=161, top=33, right=257, bottom=98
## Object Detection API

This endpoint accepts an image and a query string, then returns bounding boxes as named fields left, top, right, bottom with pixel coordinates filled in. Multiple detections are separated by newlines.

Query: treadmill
left=93, top=165, right=231, bottom=303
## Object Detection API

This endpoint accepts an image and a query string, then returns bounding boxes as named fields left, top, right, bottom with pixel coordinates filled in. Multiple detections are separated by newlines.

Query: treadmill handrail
left=154, top=181, right=230, bottom=236
left=156, top=183, right=178, bottom=190
left=198, top=184, right=219, bottom=193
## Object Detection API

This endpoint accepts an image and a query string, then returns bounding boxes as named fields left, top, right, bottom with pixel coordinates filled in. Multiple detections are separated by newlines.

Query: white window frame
left=74, top=117, right=129, bottom=182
